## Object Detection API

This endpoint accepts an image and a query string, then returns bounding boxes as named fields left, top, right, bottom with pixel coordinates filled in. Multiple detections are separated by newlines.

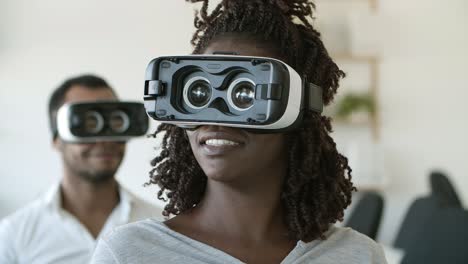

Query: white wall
left=1, top=0, right=467, bottom=247
left=375, top=0, right=468, bottom=244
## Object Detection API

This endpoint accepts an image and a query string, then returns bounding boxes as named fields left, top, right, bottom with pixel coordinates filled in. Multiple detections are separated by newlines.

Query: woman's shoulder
left=102, top=218, right=169, bottom=245
left=322, top=226, right=384, bottom=253
left=93, top=219, right=244, bottom=264
left=92, top=219, right=180, bottom=263
left=325, top=226, right=380, bottom=248
left=293, top=226, right=387, bottom=264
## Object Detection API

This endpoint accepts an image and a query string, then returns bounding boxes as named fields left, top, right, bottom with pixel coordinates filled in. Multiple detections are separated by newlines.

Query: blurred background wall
left=1, top=0, right=467, bottom=246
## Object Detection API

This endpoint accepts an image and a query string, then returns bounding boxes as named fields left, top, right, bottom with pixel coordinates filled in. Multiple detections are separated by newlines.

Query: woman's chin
left=203, top=167, right=246, bottom=184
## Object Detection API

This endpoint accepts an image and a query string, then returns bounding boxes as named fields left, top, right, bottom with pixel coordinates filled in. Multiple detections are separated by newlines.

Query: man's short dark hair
left=48, top=74, right=117, bottom=139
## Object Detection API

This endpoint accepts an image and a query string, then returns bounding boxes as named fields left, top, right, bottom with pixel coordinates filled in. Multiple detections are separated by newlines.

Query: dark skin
left=53, top=85, right=126, bottom=238
left=165, top=35, right=298, bottom=263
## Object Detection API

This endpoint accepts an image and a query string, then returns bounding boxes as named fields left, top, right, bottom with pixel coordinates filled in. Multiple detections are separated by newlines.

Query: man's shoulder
left=123, top=189, right=164, bottom=221
left=129, top=194, right=160, bottom=211
left=0, top=198, right=50, bottom=240
left=1, top=198, right=48, bottom=226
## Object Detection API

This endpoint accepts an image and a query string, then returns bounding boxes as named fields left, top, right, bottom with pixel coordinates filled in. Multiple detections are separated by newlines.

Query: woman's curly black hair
left=146, top=0, right=355, bottom=242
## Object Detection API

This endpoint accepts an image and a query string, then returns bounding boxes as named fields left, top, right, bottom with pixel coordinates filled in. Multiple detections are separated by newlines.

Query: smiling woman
left=91, top=0, right=387, bottom=263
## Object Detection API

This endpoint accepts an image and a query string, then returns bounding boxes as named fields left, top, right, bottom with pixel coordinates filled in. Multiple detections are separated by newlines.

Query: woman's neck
left=168, top=159, right=291, bottom=244
left=165, top=159, right=296, bottom=263
left=197, top=180, right=287, bottom=243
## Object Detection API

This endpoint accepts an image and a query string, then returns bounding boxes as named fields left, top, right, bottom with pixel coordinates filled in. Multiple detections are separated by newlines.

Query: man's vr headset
left=143, top=55, right=323, bottom=132
left=56, top=101, right=149, bottom=143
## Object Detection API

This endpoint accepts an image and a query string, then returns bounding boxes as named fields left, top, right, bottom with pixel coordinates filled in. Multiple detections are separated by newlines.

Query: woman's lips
left=201, top=141, right=243, bottom=156
left=198, top=132, right=245, bottom=156
left=198, top=131, right=245, bottom=145
left=205, top=139, right=240, bottom=146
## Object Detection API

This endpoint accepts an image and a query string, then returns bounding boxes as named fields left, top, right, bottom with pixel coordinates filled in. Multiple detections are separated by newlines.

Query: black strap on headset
left=303, top=74, right=323, bottom=113
left=307, top=82, right=323, bottom=113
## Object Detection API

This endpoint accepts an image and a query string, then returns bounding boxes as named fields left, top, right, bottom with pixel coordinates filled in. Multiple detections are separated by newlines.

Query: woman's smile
left=193, top=127, right=247, bottom=156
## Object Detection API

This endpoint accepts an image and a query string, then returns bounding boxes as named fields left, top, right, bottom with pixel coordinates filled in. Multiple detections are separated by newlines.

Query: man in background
left=0, top=74, right=162, bottom=263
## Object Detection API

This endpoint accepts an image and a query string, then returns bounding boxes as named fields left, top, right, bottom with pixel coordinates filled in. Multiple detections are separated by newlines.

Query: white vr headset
left=56, top=101, right=149, bottom=143
left=143, top=55, right=323, bottom=132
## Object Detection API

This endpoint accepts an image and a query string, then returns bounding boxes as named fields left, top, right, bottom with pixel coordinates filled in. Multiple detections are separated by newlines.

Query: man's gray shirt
left=91, top=219, right=387, bottom=264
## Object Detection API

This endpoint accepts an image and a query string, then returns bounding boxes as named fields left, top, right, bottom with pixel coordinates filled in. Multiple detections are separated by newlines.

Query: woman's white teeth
left=205, top=139, right=239, bottom=146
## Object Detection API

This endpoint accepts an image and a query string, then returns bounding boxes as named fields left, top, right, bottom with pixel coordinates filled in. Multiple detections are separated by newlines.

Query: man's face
left=53, top=85, right=126, bottom=183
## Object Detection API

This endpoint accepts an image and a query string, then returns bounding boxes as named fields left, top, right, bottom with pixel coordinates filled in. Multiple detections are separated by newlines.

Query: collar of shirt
left=42, top=182, right=132, bottom=242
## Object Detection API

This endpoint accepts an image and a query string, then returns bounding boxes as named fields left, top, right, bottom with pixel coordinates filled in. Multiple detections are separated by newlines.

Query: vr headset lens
left=183, top=77, right=212, bottom=109
left=109, top=110, right=130, bottom=133
left=83, top=111, right=104, bottom=134
left=227, top=78, right=255, bottom=111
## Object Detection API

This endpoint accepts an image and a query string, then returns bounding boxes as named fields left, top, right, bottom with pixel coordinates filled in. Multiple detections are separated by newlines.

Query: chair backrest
left=430, top=171, right=462, bottom=208
left=393, top=196, right=440, bottom=250
left=401, top=208, right=468, bottom=264
left=345, top=191, right=384, bottom=240
left=395, top=171, right=463, bottom=251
